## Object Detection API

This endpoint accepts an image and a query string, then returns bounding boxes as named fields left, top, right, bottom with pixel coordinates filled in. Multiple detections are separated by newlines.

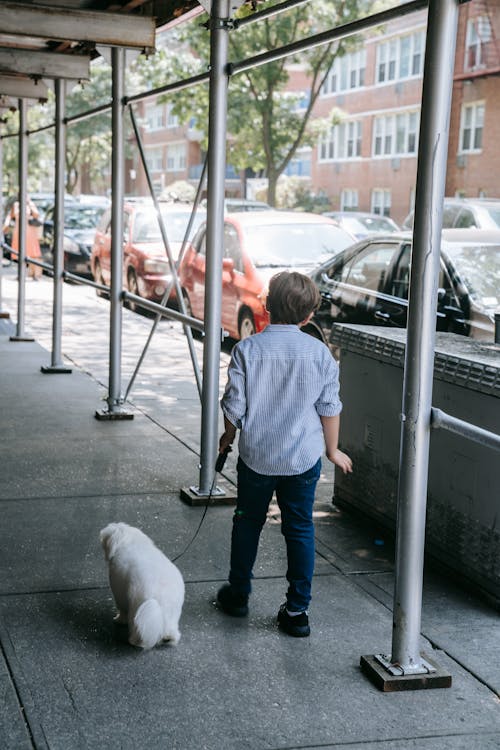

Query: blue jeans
left=229, top=457, right=321, bottom=612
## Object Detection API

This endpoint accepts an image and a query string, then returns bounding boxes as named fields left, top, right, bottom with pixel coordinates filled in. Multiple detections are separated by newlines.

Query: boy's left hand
left=327, top=449, right=353, bottom=474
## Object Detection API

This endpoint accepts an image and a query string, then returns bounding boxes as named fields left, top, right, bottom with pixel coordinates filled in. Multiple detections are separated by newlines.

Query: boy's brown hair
left=266, top=271, right=321, bottom=325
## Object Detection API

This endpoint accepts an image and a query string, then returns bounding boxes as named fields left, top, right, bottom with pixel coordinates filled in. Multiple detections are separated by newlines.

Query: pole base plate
left=10, top=335, right=35, bottom=342
left=180, top=483, right=237, bottom=506
left=0, top=311, right=10, bottom=319
left=95, top=408, right=134, bottom=421
left=360, top=653, right=452, bottom=692
left=41, top=365, right=72, bottom=374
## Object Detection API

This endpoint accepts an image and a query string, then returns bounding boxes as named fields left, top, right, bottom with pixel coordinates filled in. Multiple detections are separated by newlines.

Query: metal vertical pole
left=0, top=135, right=9, bottom=319
left=10, top=99, right=33, bottom=342
left=96, top=47, right=132, bottom=419
left=361, top=0, right=459, bottom=691
left=197, top=0, right=231, bottom=496
left=42, top=79, right=71, bottom=374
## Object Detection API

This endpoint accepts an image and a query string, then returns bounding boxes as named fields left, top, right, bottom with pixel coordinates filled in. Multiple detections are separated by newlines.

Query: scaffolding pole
left=42, top=79, right=72, bottom=374
left=0, top=135, right=9, bottom=319
left=10, top=99, right=33, bottom=343
left=183, top=0, right=232, bottom=502
left=360, top=0, right=461, bottom=692
left=96, top=47, right=133, bottom=420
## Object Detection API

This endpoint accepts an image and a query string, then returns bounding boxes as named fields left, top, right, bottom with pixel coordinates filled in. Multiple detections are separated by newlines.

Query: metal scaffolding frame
left=2, top=0, right=489, bottom=690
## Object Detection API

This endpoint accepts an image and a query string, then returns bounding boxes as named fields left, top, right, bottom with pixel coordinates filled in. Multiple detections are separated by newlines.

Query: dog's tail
left=130, top=599, right=163, bottom=650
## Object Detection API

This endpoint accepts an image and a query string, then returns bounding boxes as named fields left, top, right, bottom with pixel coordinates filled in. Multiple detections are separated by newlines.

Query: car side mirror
left=437, top=287, right=446, bottom=304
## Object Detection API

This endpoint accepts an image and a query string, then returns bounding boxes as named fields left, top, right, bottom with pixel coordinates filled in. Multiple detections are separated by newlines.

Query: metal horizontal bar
left=0, top=75, right=49, bottom=101
left=125, top=71, right=210, bottom=105
left=62, top=270, right=108, bottom=292
left=0, top=47, right=90, bottom=81
left=234, top=0, right=310, bottom=28
left=230, top=0, right=428, bottom=75
left=121, top=290, right=206, bottom=332
left=0, top=2, right=155, bottom=50
left=431, top=407, right=500, bottom=453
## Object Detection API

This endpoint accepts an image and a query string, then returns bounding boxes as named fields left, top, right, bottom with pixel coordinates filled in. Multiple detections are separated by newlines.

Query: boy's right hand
left=327, top=449, right=353, bottom=475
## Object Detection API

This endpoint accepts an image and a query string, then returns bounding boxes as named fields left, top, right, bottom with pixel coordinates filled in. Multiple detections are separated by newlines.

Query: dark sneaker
left=216, top=584, right=249, bottom=617
left=277, top=603, right=310, bottom=637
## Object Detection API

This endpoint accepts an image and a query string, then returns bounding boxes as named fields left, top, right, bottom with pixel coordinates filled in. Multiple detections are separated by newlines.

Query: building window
left=145, top=104, right=164, bottom=132
left=371, top=189, right=391, bottom=217
left=459, top=102, right=484, bottom=153
left=373, top=111, right=419, bottom=157
left=284, top=147, right=311, bottom=177
left=166, top=143, right=187, bottom=171
left=145, top=147, right=163, bottom=173
left=166, top=103, right=179, bottom=128
left=465, top=16, right=492, bottom=70
left=319, top=120, right=362, bottom=161
left=321, top=49, right=366, bottom=95
left=376, top=30, right=425, bottom=84
left=341, top=189, right=359, bottom=211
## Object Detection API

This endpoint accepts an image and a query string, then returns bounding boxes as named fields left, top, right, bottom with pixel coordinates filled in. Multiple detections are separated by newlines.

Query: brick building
left=128, top=1, right=500, bottom=226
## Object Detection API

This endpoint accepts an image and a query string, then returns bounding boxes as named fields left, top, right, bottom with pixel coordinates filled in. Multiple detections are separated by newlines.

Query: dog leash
left=172, top=446, right=232, bottom=563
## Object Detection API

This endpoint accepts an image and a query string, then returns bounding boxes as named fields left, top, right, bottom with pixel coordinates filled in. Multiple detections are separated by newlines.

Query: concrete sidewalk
left=1, top=267, right=500, bottom=749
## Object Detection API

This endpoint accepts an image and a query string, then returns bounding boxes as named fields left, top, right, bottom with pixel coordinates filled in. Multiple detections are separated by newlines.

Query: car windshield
left=243, top=223, right=354, bottom=267
left=484, top=205, right=500, bottom=228
left=340, top=217, right=368, bottom=236
left=446, top=242, right=500, bottom=307
left=133, top=207, right=205, bottom=244
left=65, top=206, right=105, bottom=230
left=358, top=216, right=397, bottom=233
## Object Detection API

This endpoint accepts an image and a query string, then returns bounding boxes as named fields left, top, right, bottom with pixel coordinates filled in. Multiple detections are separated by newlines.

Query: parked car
left=201, top=198, right=272, bottom=213
left=2, top=192, right=76, bottom=253
left=308, top=229, right=500, bottom=342
left=90, top=200, right=206, bottom=311
left=178, top=210, right=356, bottom=340
left=76, top=194, right=110, bottom=207
left=41, top=202, right=107, bottom=276
left=323, top=211, right=399, bottom=239
left=402, top=198, right=500, bottom=231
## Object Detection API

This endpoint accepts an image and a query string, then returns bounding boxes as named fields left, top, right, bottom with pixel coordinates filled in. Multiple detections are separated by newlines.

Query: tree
left=64, top=62, right=113, bottom=195
left=1, top=60, right=114, bottom=199
left=133, top=0, right=388, bottom=205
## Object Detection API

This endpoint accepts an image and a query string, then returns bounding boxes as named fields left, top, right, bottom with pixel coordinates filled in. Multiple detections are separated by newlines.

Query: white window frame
left=459, top=101, right=484, bottom=154
left=318, top=119, right=362, bottom=162
left=321, top=49, right=366, bottom=96
left=145, top=104, right=164, bottom=132
left=166, top=142, right=187, bottom=172
left=145, top=147, right=163, bottom=173
left=376, top=30, right=425, bottom=84
left=372, top=111, right=419, bottom=158
left=371, top=189, right=391, bottom=217
left=465, top=16, right=492, bottom=71
left=166, top=103, right=179, bottom=129
left=340, top=189, right=359, bottom=211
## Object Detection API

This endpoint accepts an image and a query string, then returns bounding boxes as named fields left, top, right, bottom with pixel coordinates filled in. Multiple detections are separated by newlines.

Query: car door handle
left=374, top=310, right=391, bottom=322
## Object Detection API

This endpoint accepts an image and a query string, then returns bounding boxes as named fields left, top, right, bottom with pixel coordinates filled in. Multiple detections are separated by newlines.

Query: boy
left=216, top=271, right=352, bottom=637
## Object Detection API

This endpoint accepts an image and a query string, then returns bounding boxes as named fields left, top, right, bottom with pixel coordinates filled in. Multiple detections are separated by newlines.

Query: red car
left=90, top=200, right=206, bottom=311
left=178, top=210, right=355, bottom=340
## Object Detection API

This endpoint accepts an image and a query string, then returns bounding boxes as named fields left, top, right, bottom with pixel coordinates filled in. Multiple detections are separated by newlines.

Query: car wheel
left=94, top=260, right=108, bottom=298
left=238, top=309, right=256, bottom=340
left=127, top=269, right=140, bottom=313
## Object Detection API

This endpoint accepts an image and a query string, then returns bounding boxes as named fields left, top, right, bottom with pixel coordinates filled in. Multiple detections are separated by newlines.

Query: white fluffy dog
left=100, top=522, right=185, bottom=649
